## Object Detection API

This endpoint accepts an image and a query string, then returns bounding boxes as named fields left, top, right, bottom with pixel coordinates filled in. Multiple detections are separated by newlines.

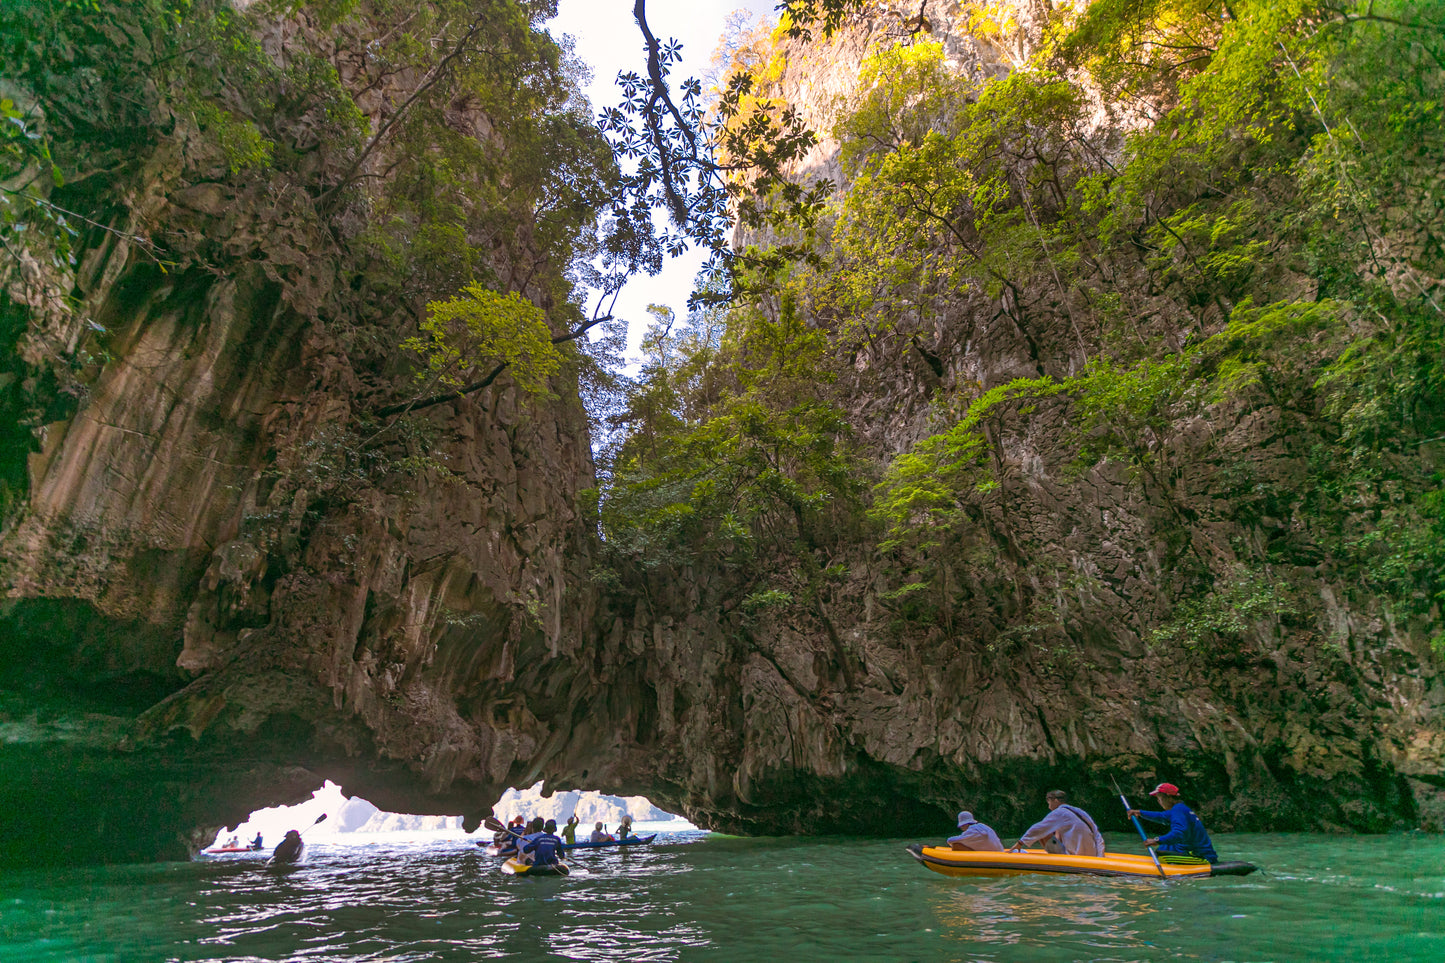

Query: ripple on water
left=1, top=832, right=1442, bottom=962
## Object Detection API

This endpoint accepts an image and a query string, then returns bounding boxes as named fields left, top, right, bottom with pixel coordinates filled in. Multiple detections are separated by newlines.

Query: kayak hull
left=907, top=844, right=1256, bottom=879
left=501, top=857, right=568, bottom=877
left=480, top=843, right=518, bottom=857
left=202, top=846, right=263, bottom=855
left=562, top=833, right=656, bottom=851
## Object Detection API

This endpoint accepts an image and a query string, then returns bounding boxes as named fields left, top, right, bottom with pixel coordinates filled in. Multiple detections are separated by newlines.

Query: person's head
left=1148, top=782, right=1182, bottom=806
left=529, top=817, right=545, bottom=833
left=595, top=822, right=603, bottom=831
left=1045, top=790, right=1067, bottom=811
left=285, top=829, right=301, bottom=839
left=956, top=810, right=976, bottom=828
left=568, top=815, right=577, bottom=824
left=544, top=819, right=557, bottom=833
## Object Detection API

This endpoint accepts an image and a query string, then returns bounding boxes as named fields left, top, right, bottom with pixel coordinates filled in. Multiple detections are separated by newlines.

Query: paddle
left=1112, top=776, right=1167, bottom=880
left=482, top=816, right=569, bottom=876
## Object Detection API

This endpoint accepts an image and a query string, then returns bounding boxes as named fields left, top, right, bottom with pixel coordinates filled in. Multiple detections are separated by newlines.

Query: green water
left=1, top=832, right=1440, bottom=961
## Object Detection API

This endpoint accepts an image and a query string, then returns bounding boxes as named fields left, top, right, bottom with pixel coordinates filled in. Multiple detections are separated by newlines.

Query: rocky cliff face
left=1, top=0, right=1441, bottom=869
left=1, top=0, right=613, bottom=866
left=576, top=0, right=1445, bottom=838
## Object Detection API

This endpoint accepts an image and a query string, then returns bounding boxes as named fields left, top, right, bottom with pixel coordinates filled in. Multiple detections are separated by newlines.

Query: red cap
left=1149, top=783, right=1180, bottom=796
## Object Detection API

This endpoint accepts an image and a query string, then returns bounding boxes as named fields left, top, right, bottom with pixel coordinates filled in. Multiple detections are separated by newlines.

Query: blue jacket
left=1138, top=803, right=1218, bottom=863
left=522, top=831, right=564, bottom=866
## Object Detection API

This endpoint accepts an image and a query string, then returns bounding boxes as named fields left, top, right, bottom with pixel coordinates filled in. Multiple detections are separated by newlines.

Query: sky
left=547, top=0, right=778, bottom=360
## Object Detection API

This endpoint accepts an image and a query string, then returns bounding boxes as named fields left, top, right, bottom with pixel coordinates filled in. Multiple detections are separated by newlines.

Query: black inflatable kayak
left=562, top=833, right=657, bottom=851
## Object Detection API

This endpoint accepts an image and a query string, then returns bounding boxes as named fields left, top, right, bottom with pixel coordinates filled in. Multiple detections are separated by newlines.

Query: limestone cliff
left=1, top=0, right=613, bottom=866
left=581, top=0, right=1445, bottom=838
left=1, top=0, right=1441, bottom=870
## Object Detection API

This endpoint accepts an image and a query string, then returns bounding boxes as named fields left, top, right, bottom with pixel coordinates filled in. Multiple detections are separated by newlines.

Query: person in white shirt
left=1010, top=790, right=1106, bottom=857
left=948, top=811, right=1004, bottom=851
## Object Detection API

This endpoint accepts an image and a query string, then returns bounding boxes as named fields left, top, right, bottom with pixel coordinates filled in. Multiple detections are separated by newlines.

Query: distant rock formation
left=331, top=796, right=381, bottom=833
left=319, top=783, right=674, bottom=833
left=491, top=784, right=675, bottom=828
left=349, top=812, right=465, bottom=833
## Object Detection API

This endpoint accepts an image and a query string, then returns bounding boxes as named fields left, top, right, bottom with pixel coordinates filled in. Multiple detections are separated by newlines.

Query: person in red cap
left=1127, top=783, right=1218, bottom=864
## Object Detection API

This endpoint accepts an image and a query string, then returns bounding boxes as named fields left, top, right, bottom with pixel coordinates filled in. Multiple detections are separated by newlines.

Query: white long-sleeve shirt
left=1019, top=804, right=1106, bottom=857
left=948, top=821, right=1004, bottom=851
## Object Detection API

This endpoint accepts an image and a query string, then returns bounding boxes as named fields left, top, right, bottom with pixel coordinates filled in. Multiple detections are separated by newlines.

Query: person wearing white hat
left=948, top=811, right=1004, bottom=851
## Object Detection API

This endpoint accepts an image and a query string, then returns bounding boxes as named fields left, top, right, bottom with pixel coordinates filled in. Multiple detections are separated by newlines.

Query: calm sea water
left=1, top=830, right=1440, bottom=962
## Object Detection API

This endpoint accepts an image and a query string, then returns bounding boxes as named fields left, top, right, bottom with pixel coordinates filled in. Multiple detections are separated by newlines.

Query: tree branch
left=319, top=9, right=489, bottom=208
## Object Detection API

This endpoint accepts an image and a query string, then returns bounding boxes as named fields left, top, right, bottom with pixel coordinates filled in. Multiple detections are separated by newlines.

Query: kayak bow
left=906, top=844, right=1256, bottom=879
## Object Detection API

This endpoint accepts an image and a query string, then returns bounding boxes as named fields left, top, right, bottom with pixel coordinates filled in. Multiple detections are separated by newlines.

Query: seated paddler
left=521, top=819, right=565, bottom=867
left=1127, top=782, right=1218, bottom=864
left=948, top=811, right=1004, bottom=852
left=1010, top=790, right=1106, bottom=857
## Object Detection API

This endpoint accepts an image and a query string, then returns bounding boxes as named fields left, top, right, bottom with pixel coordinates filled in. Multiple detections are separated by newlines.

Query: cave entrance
left=206, top=781, right=697, bottom=852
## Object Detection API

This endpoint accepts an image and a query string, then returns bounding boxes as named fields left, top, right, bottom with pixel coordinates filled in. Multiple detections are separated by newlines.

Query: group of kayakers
left=220, top=832, right=266, bottom=851
left=947, top=783, right=1219, bottom=864
left=490, top=813, right=643, bottom=868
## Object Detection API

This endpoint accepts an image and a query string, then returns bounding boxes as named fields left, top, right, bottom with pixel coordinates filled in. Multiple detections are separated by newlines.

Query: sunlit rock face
left=2, top=1, right=1442, bottom=870
left=0, top=1, right=606, bottom=867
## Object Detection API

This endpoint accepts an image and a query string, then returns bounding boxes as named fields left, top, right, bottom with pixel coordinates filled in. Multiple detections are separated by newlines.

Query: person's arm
left=1131, top=809, right=1170, bottom=825
left=1017, top=810, right=1064, bottom=846
left=1153, top=811, right=1188, bottom=846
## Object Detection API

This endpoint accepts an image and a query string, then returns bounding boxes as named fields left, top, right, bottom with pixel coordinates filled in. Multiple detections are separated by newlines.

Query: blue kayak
left=562, top=833, right=656, bottom=851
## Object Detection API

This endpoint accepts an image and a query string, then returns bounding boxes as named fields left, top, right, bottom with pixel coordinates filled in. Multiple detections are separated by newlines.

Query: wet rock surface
left=2, top=2, right=1441, bottom=868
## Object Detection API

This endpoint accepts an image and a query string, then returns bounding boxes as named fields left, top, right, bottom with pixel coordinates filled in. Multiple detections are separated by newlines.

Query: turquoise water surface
left=1, top=832, right=1440, bottom=961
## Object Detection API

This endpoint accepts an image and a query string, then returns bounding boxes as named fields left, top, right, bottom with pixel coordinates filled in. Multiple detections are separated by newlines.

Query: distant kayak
left=201, top=846, right=264, bottom=855
left=481, top=842, right=520, bottom=857
left=501, top=857, right=568, bottom=877
left=906, top=844, right=1257, bottom=879
left=563, top=834, right=656, bottom=851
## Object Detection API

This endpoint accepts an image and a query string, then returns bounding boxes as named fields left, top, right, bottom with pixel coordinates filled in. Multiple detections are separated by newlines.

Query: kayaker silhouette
left=270, top=830, right=304, bottom=864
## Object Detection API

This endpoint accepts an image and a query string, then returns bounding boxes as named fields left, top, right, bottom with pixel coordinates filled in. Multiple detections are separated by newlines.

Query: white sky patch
left=547, top=0, right=777, bottom=361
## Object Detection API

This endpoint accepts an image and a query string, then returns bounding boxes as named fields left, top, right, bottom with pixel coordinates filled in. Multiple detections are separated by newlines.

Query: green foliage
left=188, top=102, right=273, bottom=173
left=600, top=267, right=864, bottom=578
left=607, top=2, right=1445, bottom=667
left=871, top=376, right=1059, bottom=547
left=1150, top=566, right=1301, bottom=652
left=404, top=284, right=560, bottom=395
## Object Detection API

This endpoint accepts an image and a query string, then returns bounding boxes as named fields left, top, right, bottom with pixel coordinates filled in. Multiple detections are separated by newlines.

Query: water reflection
left=930, top=877, right=1158, bottom=955
left=3, top=833, right=1444, bottom=962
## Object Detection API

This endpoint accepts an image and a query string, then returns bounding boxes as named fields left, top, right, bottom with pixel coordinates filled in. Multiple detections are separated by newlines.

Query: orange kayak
left=906, top=844, right=1257, bottom=879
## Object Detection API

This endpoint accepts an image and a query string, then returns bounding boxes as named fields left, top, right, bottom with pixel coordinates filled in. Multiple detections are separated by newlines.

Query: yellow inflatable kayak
left=501, top=857, right=569, bottom=877
left=906, top=844, right=1256, bottom=879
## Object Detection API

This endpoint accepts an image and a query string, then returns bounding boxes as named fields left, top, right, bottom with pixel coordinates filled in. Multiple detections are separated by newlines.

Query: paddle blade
left=555, top=861, right=569, bottom=876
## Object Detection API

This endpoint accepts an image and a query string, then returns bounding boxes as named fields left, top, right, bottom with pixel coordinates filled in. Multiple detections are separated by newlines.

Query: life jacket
left=524, top=832, right=564, bottom=865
